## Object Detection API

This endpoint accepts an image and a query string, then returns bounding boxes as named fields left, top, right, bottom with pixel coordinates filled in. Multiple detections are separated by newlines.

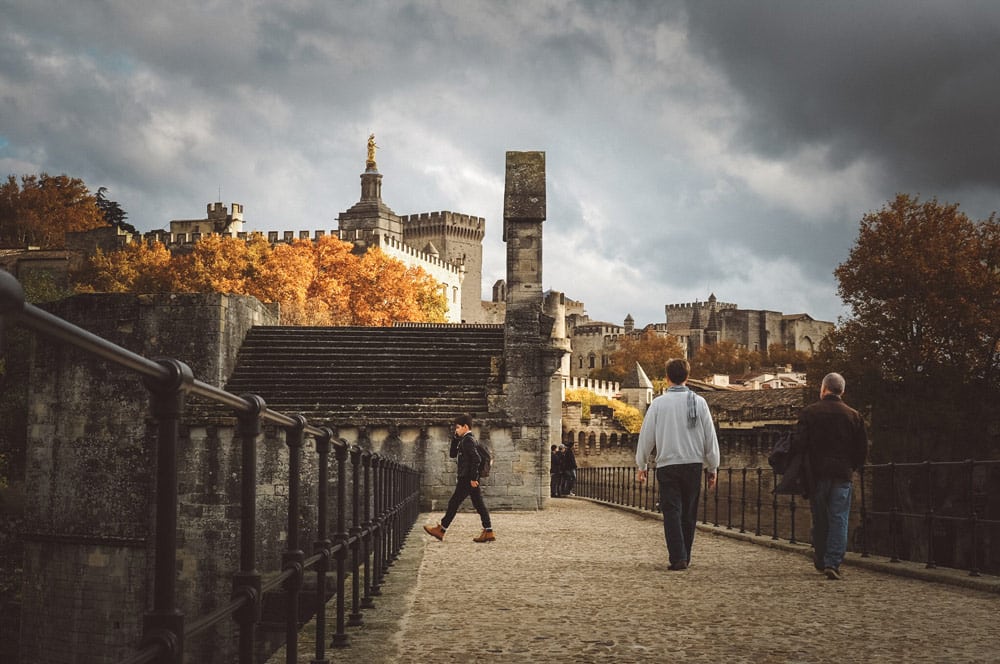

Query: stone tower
left=400, top=211, right=485, bottom=322
left=336, top=135, right=403, bottom=251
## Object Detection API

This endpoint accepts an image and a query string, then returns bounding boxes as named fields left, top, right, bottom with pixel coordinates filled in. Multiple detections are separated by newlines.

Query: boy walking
left=424, top=414, right=495, bottom=543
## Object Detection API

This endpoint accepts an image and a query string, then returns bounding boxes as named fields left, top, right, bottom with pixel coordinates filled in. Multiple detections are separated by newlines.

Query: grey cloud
left=682, top=1, right=1000, bottom=191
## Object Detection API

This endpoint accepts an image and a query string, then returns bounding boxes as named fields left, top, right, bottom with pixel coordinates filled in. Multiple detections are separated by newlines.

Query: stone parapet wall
left=562, top=376, right=619, bottom=400
left=18, top=292, right=278, bottom=664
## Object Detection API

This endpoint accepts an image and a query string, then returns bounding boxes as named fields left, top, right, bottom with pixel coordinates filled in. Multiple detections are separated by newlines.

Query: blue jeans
left=656, top=463, right=703, bottom=565
left=810, top=478, right=852, bottom=569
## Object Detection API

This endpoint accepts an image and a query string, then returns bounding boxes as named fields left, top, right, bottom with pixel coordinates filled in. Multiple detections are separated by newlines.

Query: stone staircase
left=217, top=323, right=505, bottom=425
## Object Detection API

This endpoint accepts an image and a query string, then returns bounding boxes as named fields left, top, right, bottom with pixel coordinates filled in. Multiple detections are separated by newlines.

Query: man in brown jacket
left=796, top=372, right=868, bottom=580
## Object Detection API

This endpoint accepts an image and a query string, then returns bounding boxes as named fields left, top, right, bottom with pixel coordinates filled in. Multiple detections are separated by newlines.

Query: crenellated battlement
left=135, top=227, right=464, bottom=278
left=572, top=323, right=624, bottom=339
left=400, top=211, right=486, bottom=241
left=371, top=233, right=463, bottom=276
left=666, top=300, right=737, bottom=311
left=140, top=228, right=342, bottom=247
left=561, top=376, right=620, bottom=401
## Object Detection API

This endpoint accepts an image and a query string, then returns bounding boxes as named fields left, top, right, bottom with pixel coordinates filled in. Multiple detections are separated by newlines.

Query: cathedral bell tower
left=337, top=133, right=403, bottom=252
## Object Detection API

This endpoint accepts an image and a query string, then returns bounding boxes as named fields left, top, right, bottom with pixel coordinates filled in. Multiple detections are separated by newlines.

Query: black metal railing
left=0, top=271, right=422, bottom=663
left=577, top=459, right=1000, bottom=577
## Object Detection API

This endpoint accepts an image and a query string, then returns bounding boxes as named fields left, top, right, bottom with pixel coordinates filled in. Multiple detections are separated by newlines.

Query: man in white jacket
left=635, top=358, right=720, bottom=570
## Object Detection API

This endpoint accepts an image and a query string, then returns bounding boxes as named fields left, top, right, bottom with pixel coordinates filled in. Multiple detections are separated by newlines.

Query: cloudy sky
left=3, top=1, right=999, bottom=326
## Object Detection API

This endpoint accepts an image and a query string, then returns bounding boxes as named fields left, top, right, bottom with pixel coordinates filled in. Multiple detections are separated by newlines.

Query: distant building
left=564, top=293, right=833, bottom=382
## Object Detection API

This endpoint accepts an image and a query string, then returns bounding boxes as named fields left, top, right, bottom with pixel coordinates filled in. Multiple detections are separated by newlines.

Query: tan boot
left=423, top=524, right=445, bottom=541
left=473, top=529, right=496, bottom=543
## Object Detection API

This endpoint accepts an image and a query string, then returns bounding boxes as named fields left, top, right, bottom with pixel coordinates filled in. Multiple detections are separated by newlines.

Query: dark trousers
left=656, top=463, right=703, bottom=565
left=563, top=469, right=576, bottom=494
left=441, top=480, right=491, bottom=530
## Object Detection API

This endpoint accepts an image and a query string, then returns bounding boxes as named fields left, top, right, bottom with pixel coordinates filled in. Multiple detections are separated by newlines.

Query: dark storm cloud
left=12, top=1, right=990, bottom=327
left=682, top=1, right=1000, bottom=191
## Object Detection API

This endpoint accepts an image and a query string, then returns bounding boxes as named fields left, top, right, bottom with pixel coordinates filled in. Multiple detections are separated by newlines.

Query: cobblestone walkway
left=284, top=498, right=999, bottom=663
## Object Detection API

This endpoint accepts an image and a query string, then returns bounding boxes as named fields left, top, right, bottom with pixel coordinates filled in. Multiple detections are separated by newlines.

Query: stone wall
left=19, top=292, right=278, bottom=664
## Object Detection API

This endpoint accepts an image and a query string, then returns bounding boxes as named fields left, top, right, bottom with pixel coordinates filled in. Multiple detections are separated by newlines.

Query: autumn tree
left=564, top=388, right=643, bottom=433
left=0, top=174, right=105, bottom=248
left=250, top=235, right=358, bottom=325
left=813, top=194, right=1000, bottom=460
left=689, top=341, right=762, bottom=379
left=345, top=248, right=448, bottom=326
left=73, top=234, right=449, bottom=326
left=767, top=343, right=810, bottom=371
left=74, top=241, right=177, bottom=293
left=170, top=234, right=272, bottom=295
left=590, top=327, right=685, bottom=382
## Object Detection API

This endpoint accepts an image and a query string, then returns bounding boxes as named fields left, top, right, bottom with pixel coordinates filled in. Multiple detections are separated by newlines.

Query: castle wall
left=19, top=293, right=277, bottom=664
left=665, top=300, right=738, bottom=327
left=370, top=232, right=464, bottom=323
left=717, top=309, right=783, bottom=353
left=785, top=317, right=834, bottom=353
left=562, top=376, right=619, bottom=400
left=569, top=325, right=620, bottom=378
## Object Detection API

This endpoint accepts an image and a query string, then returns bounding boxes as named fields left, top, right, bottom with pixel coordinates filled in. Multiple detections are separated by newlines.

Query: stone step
left=212, top=323, right=502, bottom=424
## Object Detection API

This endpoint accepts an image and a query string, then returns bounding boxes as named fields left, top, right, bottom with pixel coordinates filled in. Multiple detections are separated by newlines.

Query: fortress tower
left=400, top=211, right=485, bottom=322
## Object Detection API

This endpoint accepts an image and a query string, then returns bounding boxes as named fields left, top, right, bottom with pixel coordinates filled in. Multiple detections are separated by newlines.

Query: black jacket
left=563, top=446, right=577, bottom=471
left=450, top=431, right=482, bottom=481
left=796, top=395, right=868, bottom=483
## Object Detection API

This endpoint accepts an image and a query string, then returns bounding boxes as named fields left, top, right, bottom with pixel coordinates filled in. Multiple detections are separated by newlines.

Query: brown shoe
left=473, top=529, right=496, bottom=543
left=423, top=524, right=445, bottom=541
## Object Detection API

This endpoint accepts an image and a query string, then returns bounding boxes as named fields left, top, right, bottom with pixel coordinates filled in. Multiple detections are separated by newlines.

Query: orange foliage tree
left=169, top=234, right=272, bottom=295
left=346, top=248, right=448, bottom=326
left=73, top=234, right=449, bottom=326
left=0, top=174, right=105, bottom=248
left=74, top=242, right=176, bottom=293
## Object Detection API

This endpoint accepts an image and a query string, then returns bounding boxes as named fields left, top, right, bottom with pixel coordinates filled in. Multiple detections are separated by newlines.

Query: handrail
left=1, top=271, right=422, bottom=663
left=576, top=460, right=1000, bottom=578
left=0, top=270, right=326, bottom=433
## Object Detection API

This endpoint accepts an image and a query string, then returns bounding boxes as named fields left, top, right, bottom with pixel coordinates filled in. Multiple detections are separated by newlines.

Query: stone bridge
left=279, top=498, right=1000, bottom=663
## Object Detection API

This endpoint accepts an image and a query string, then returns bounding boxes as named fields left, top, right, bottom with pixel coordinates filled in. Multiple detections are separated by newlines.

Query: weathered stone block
left=503, top=151, right=546, bottom=222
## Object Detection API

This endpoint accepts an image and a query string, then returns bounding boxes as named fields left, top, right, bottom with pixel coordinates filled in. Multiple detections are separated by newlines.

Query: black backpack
left=475, top=439, right=493, bottom=478
left=767, top=431, right=795, bottom=474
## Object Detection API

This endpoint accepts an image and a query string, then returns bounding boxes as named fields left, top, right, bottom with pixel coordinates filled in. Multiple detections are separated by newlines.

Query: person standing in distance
left=562, top=440, right=578, bottom=496
left=797, top=372, right=867, bottom=580
left=635, top=358, right=719, bottom=570
left=424, top=414, right=495, bottom=543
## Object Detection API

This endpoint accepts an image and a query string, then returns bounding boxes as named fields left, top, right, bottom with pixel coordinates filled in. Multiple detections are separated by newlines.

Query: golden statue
left=366, top=133, right=378, bottom=169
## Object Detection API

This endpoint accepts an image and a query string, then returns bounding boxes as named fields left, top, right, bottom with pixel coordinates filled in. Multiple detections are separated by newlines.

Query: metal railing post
left=331, top=441, right=350, bottom=648
left=233, top=395, right=265, bottom=663
left=140, top=358, right=194, bottom=664
left=310, top=426, right=334, bottom=664
left=282, top=415, right=307, bottom=664
left=360, top=451, right=376, bottom=609
left=924, top=460, right=936, bottom=569
left=859, top=466, right=870, bottom=557
left=370, top=455, right=384, bottom=597
left=348, top=445, right=364, bottom=627
left=968, top=459, right=980, bottom=577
